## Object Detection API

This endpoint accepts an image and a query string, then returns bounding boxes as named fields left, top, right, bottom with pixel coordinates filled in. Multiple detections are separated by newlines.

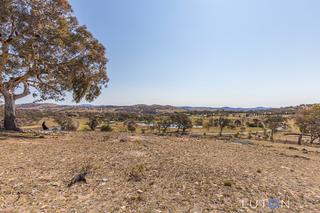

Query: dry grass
left=0, top=132, right=319, bottom=212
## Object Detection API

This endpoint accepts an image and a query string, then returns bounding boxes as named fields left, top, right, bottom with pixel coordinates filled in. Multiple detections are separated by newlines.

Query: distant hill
left=179, top=106, right=272, bottom=112
left=15, top=103, right=274, bottom=113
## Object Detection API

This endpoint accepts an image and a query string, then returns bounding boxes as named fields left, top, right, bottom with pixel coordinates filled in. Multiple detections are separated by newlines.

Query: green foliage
left=126, top=120, right=136, bottom=133
left=170, top=113, right=192, bottom=133
left=87, top=118, right=99, bottom=131
left=265, top=116, right=286, bottom=141
left=0, top=0, right=108, bottom=102
left=155, top=116, right=173, bottom=133
left=127, top=164, right=145, bottom=182
left=215, top=117, right=231, bottom=136
left=234, top=119, right=242, bottom=127
left=100, top=124, right=112, bottom=132
left=193, top=118, right=203, bottom=126
left=54, top=115, right=78, bottom=131
left=0, top=0, right=108, bottom=130
left=296, top=105, right=320, bottom=143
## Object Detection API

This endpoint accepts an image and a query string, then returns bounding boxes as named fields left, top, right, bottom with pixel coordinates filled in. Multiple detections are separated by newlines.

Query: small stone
left=224, top=181, right=232, bottom=187
left=50, top=182, right=60, bottom=187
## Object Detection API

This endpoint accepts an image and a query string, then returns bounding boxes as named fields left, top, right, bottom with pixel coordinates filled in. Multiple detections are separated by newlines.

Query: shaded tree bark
left=3, top=92, right=19, bottom=131
left=270, top=129, right=274, bottom=141
left=0, top=82, right=30, bottom=131
left=219, top=127, right=223, bottom=136
left=298, top=134, right=303, bottom=145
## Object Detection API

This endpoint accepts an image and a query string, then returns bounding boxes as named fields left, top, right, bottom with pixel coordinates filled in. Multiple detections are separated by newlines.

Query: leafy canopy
left=0, top=0, right=108, bottom=102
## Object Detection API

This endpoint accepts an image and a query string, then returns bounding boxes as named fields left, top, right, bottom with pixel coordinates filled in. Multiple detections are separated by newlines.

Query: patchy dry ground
left=0, top=132, right=319, bottom=212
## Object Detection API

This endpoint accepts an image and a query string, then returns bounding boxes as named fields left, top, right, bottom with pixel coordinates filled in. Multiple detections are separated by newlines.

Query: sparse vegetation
left=0, top=0, right=108, bottom=131
left=54, top=115, right=79, bottom=131
left=296, top=105, right=320, bottom=144
left=126, top=120, right=137, bottom=133
left=100, top=124, right=113, bottom=132
left=215, top=117, right=231, bottom=136
left=265, top=116, right=286, bottom=141
left=88, top=118, right=99, bottom=131
left=0, top=0, right=319, bottom=212
left=127, top=164, right=145, bottom=182
left=170, top=113, right=192, bottom=133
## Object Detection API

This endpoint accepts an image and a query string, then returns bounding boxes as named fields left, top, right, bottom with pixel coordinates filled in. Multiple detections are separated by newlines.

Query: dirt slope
left=0, top=132, right=319, bottom=212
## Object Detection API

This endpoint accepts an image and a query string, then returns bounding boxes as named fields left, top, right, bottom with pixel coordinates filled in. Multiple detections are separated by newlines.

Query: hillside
left=0, top=132, right=319, bottom=212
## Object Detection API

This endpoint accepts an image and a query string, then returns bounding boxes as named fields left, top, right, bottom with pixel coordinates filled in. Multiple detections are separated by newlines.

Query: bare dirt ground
left=0, top=132, right=320, bottom=212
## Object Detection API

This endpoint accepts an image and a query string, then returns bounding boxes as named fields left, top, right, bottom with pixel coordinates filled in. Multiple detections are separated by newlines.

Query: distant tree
left=202, top=117, right=214, bottom=132
left=265, top=116, right=286, bottom=141
left=296, top=105, right=320, bottom=144
left=194, top=118, right=203, bottom=126
left=202, top=121, right=210, bottom=132
left=0, top=0, right=108, bottom=131
left=208, top=117, right=214, bottom=127
left=126, top=120, right=136, bottom=133
left=234, top=119, right=242, bottom=127
left=215, top=117, right=231, bottom=136
left=55, top=115, right=78, bottom=131
left=155, top=116, right=172, bottom=133
left=171, top=113, right=192, bottom=133
left=87, top=117, right=99, bottom=131
left=240, top=126, right=246, bottom=134
left=253, top=119, right=260, bottom=127
left=100, top=124, right=112, bottom=132
left=143, top=115, right=155, bottom=125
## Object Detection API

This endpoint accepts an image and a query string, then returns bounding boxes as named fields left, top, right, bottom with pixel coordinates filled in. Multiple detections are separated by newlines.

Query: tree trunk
left=219, top=127, right=223, bottom=136
left=298, top=134, right=303, bottom=145
left=270, top=129, right=274, bottom=141
left=3, top=93, right=20, bottom=131
left=310, top=136, right=317, bottom=144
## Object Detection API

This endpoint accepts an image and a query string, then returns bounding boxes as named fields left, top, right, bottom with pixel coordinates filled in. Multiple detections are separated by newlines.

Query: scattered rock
left=120, top=138, right=127, bottom=143
left=67, top=172, right=88, bottom=187
left=50, top=182, right=60, bottom=187
left=288, top=146, right=299, bottom=150
left=224, top=181, right=232, bottom=187
left=293, top=155, right=310, bottom=160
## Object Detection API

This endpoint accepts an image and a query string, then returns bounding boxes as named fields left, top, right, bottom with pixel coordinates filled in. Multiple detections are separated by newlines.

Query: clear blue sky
left=21, top=0, right=320, bottom=107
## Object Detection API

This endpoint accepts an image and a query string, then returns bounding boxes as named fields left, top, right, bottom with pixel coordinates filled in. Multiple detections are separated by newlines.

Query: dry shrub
left=127, top=164, right=145, bottom=182
left=101, top=124, right=112, bottom=132
left=55, top=115, right=79, bottom=131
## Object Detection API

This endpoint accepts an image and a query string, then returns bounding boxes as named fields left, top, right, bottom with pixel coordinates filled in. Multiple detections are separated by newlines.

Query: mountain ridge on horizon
left=14, top=102, right=307, bottom=112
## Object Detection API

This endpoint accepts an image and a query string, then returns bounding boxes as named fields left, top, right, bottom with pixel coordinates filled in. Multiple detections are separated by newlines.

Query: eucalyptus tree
left=296, top=105, right=320, bottom=144
left=215, top=117, right=231, bottom=136
left=265, top=116, right=286, bottom=141
left=0, top=0, right=108, bottom=130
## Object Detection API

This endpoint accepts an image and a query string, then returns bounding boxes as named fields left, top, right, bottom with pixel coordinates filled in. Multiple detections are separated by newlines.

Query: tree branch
left=14, top=82, right=30, bottom=100
left=6, top=17, right=16, bottom=43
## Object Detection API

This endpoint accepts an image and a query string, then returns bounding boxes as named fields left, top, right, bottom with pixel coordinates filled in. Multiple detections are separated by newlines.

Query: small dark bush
left=126, top=120, right=136, bottom=133
left=127, top=164, right=145, bottom=182
left=88, top=118, right=99, bottom=131
left=55, top=115, right=78, bottom=131
left=100, top=124, right=112, bottom=132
